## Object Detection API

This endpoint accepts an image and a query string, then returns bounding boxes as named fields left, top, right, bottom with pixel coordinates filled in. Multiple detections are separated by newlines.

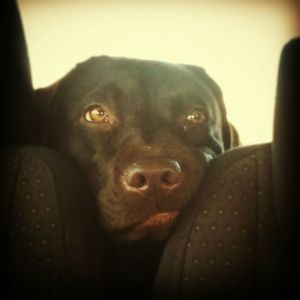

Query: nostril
left=127, top=171, right=148, bottom=189
left=160, top=169, right=181, bottom=186
left=132, top=173, right=147, bottom=188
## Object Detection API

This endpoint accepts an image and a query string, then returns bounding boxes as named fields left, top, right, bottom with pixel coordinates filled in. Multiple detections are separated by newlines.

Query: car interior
left=1, top=1, right=299, bottom=299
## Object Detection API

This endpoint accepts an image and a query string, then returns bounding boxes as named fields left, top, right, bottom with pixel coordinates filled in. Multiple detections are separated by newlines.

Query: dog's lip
left=109, top=211, right=179, bottom=240
left=135, top=211, right=179, bottom=231
left=112, top=211, right=179, bottom=241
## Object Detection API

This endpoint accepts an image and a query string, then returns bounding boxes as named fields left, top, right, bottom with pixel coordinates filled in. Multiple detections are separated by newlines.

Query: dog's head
left=35, top=56, right=239, bottom=241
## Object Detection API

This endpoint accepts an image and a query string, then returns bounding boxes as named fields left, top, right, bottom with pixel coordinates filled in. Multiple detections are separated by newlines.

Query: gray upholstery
left=153, top=144, right=286, bottom=299
left=1, top=146, right=104, bottom=299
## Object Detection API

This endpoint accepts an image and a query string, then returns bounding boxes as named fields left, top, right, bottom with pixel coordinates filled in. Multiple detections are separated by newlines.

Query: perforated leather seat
left=1, top=146, right=104, bottom=299
left=153, top=143, right=286, bottom=299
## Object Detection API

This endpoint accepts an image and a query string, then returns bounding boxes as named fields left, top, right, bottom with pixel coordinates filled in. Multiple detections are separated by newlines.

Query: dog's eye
left=84, top=106, right=109, bottom=123
left=186, top=109, right=206, bottom=124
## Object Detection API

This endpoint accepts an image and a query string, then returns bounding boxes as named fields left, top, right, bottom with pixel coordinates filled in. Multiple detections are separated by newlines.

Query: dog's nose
left=123, top=158, right=183, bottom=196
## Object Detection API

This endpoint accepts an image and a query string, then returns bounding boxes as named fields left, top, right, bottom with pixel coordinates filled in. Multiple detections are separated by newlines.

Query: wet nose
left=123, top=158, right=183, bottom=196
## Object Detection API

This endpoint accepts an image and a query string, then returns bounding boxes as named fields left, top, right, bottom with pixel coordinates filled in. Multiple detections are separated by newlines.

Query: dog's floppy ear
left=183, top=65, right=240, bottom=151
left=223, top=122, right=240, bottom=149
left=33, top=59, right=95, bottom=145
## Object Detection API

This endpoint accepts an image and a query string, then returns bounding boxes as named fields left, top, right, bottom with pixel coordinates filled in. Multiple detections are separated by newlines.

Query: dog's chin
left=116, top=211, right=179, bottom=242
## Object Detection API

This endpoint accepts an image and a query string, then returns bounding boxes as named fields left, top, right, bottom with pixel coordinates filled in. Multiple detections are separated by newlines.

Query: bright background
left=18, top=0, right=300, bottom=145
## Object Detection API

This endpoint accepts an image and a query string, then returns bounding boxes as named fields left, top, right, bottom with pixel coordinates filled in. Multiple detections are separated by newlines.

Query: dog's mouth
left=137, top=211, right=178, bottom=230
left=117, top=211, right=179, bottom=241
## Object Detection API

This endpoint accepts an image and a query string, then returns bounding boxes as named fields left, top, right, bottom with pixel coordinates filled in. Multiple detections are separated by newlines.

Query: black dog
left=35, top=56, right=238, bottom=297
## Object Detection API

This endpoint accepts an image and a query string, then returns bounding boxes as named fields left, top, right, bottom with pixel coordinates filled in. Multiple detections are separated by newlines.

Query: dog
left=35, top=56, right=239, bottom=297
left=35, top=56, right=238, bottom=241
